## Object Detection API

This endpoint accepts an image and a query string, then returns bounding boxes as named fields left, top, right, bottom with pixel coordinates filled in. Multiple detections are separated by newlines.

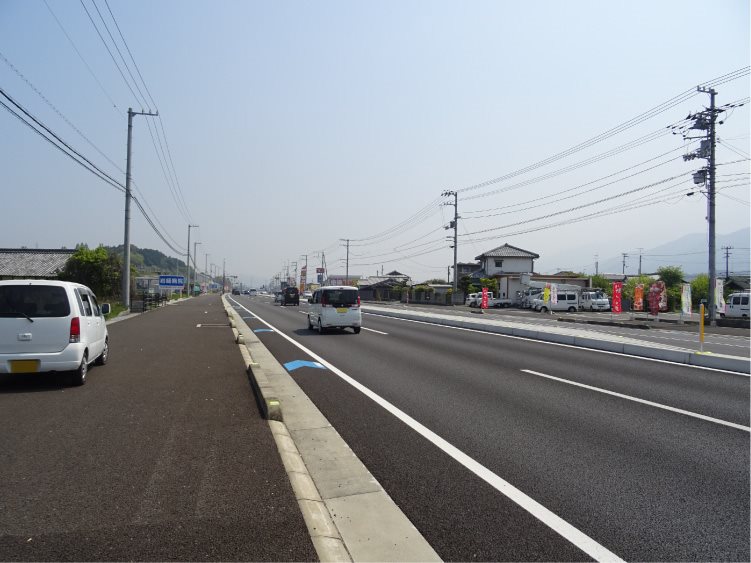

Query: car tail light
left=321, top=293, right=330, bottom=307
left=352, top=295, right=361, bottom=309
left=69, top=317, right=80, bottom=343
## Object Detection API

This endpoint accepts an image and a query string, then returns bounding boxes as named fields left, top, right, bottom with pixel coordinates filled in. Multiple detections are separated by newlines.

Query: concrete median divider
left=222, top=296, right=441, bottom=563
left=362, top=305, right=750, bottom=375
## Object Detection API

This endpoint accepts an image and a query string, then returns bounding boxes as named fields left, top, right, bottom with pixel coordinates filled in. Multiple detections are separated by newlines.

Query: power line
left=42, top=0, right=120, bottom=115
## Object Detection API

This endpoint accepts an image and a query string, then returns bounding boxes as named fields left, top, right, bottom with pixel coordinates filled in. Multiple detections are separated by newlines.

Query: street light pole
left=193, top=241, right=201, bottom=295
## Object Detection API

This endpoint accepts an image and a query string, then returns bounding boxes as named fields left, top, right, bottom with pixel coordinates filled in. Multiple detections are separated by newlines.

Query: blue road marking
left=254, top=328, right=274, bottom=333
left=284, top=360, right=326, bottom=372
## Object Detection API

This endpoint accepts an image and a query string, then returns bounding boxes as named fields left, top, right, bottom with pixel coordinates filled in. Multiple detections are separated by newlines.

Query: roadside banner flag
left=543, top=283, right=550, bottom=303
left=481, top=287, right=489, bottom=309
left=612, top=282, right=623, bottom=313
left=633, top=284, right=644, bottom=311
left=681, top=283, right=692, bottom=315
left=550, top=284, right=558, bottom=304
left=715, top=279, right=726, bottom=314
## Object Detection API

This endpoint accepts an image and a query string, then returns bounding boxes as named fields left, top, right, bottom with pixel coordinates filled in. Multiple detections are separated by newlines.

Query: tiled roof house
left=0, top=248, right=75, bottom=279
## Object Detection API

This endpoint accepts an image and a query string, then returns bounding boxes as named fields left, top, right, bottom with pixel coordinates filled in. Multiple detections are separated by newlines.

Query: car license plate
left=336, top=307, right=348, bottom=313
left=9, top=360, right=40, bottom=373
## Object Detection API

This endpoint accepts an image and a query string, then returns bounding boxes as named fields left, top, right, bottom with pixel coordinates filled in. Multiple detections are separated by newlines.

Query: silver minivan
left=307, top=286, right=362, bottom=334
left=0, top=280, right=110, bottom=385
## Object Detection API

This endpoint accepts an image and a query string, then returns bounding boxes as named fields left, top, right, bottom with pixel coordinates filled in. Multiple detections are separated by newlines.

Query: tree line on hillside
left=57, top=244, right=189, bottom=301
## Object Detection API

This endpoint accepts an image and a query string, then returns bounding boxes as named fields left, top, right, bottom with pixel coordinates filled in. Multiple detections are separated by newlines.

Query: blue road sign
left=159, top=275, right=185, bottom=288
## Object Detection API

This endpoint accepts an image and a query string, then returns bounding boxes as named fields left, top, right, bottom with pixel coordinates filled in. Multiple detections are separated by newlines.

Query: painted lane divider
left=284, top=360, right=326, bottom=372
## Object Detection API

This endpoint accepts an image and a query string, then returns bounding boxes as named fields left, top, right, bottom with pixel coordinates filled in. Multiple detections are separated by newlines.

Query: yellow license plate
left=10, top=360, right=40, bottom=373
left=336, top=307, right=348, bottom=313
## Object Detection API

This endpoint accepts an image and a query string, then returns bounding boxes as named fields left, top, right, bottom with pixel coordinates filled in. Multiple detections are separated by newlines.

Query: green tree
left=623, top=275, right=655, bottom=302
left=691, top=274, right=709, bottom=308
left=479, top=277, right=498, bottom=294
left=59, top=245, right=122, bottom=299
left=590, top=274, right=612, bottom=297
left=657, top=266, right=685, bottom=288
left=425, top=278, right=447, bottom=284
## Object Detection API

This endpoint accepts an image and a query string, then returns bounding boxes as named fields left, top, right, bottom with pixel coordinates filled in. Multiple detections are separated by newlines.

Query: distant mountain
left=106, top=245, right=186, bottom=274
left=596, top=227, right=749, bottom=276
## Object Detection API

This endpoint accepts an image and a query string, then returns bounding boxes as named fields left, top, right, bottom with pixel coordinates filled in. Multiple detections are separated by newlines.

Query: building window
left=494, top=259, right=503, bottom=268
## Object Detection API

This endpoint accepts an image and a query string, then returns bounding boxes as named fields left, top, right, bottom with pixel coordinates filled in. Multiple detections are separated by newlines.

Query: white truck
left=580, top=290, right=610, bottom=311
left=465, top=292, right=514, bottom=308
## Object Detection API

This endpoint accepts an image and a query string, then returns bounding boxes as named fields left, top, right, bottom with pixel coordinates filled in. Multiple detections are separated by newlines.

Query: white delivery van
left=722, top=292, right=749, bottom=318
left=307, top=286, right=362, bottom=334
left=580, top=290, right=611, bottom=311
left=0, top=280, right=110, bottom=385
left=535, top=291, right=580, bottom=313
left=466, top=292, right=494, bottom=307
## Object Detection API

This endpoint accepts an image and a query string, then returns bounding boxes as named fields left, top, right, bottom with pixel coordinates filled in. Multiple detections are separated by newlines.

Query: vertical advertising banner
left=550, top=284, right=558, bottom=304
left=300, top=266, right=307, bottom=293
left=481, top=287, right=489, bottom=309
left=681, top=283, right=692, bottom=315
left=543, top=283, right=551, bottom=303
left=612, top=282, right=623, bottom=313
left=633, top=284, right=644, bottom=311
left=715, top=279, right=726, bottom=314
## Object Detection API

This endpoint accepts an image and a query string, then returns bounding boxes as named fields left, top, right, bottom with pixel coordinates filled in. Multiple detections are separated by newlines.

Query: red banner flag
left=612, top=282, right=623, bottom=313
left=481, top=287, right=489, bottom=309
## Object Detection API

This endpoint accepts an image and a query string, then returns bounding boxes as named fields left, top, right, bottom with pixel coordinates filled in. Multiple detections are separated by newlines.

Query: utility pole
left=637, top=248, right=644, bottom=276
left=193, top=241, right=201, bottom=295
left=122, top=107, right=158, bottom=310
left=684, top=86, right=721, bottom=322
left=594, top=254, right=599, bottom=276
left=442, top=190, right=459, bottom=299
left=342, top=239, right=350, bottom=284
left=447, top=265, right=451, bottom=283
left=186, top=224, right=198, bottom=293
left=205, top=253, right=209, bottom=291
left=222, top=258, right=226, bottom=293
left=722, top=246, right=733, bottom=279
left=621, top=253, right=629, bottom=275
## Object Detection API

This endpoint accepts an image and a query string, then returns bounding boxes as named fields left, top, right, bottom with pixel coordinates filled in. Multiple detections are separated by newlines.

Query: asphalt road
left=231, top=294, right=749, bottom=562
left=0, top=295, right=316, bottom=562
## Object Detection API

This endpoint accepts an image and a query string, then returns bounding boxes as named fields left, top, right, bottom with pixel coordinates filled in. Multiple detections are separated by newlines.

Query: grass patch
left=105, top=302, right=127, bottom=320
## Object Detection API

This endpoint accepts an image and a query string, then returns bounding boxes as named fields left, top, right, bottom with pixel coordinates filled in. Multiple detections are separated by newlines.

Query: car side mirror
left=101, top=303, right=111, bottom=315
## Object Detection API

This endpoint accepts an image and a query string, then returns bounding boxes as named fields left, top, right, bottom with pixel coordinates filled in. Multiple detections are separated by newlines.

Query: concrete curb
left=362, top=305, right=750, bottom=375
left=222, top=296, right=442, bottom=563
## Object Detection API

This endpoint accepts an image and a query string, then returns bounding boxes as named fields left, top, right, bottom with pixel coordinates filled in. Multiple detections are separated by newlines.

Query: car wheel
left=318, top=319, right=325, bottom=334
left=540, top=306, right=548, bottom=313
left=353, top=327, right=361, bottom=334
left=95, top=339, right=108, bottom=365
left=70, top=354, right=88, bottom=386
left=308, top=315, right=314, bottom=330
left=590, top=306, right=595, bottom=312
left=568, top=306, right=576, bottom=312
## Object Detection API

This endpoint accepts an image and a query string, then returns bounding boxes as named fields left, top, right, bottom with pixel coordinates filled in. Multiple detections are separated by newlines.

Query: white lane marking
left=362, top=327, right=388, bottom=335
left=363, top=312, right=750, bottom=377
left=229, top=297, right=623, bottom=562
left=521, top=369, right=750, bottom=433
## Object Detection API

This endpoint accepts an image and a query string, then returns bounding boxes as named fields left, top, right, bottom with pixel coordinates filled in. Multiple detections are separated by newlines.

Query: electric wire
left=42, top=0, right=120, bottom=115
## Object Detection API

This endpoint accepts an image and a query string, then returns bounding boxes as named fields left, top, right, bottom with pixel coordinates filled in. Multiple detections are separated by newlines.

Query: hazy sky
left=1, top=0, right=749, bottom=287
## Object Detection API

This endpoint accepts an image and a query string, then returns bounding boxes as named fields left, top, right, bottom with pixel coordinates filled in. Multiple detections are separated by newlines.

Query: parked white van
left=0, top=280, right=110, bottom=385
left=722, top=292, right=749, bottom=318
left=533, top=291, right=580, bottom=313
left=307, top=286, right=362, bottom=333
left=580, top=290, right=611, bottom=311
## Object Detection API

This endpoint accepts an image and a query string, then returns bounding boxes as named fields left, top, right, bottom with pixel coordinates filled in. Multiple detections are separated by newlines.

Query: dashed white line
left=521, top=369, right=750, bottom=432
left=362, top=327, right=388, bottom=335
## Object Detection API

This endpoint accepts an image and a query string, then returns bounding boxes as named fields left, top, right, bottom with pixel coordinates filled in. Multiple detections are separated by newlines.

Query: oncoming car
left=282, top=286, right=300, bottom=306
left=307, top=286, right=361, bottom=333
left=0, top=280, right=110, bottom=386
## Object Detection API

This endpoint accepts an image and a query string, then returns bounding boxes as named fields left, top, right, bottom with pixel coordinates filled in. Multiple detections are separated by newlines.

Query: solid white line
left=362, top=327, right=388, bottom=335
left=229, top=297, right=623, bottom=562
left=520, top=369, right=750, bottom=432
left=363, top=312, right=750, bottom=377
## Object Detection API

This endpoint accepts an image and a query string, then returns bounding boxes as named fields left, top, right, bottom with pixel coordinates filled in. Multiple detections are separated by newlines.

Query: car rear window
left=0, top=285, right=70, bottom=318
left=285, top=288, right=299, bottom=295
left=323, top=289, right=358, bottom=306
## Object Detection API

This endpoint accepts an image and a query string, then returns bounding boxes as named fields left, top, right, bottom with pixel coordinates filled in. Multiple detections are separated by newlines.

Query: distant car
left=242, top=289, right=249, bottom=295
left=274, top=292, right=283, bottom=304
left=282, top=287, right=300, bottom=306
left=0, top=280, right=110, bottom=386
left=232, top=289, right=240, bottom=295
left=303, top=291, right=313, bottom=299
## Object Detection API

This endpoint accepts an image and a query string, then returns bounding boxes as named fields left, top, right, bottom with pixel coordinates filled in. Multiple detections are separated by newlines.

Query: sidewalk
left=0, top=294, right=316, bottom=561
